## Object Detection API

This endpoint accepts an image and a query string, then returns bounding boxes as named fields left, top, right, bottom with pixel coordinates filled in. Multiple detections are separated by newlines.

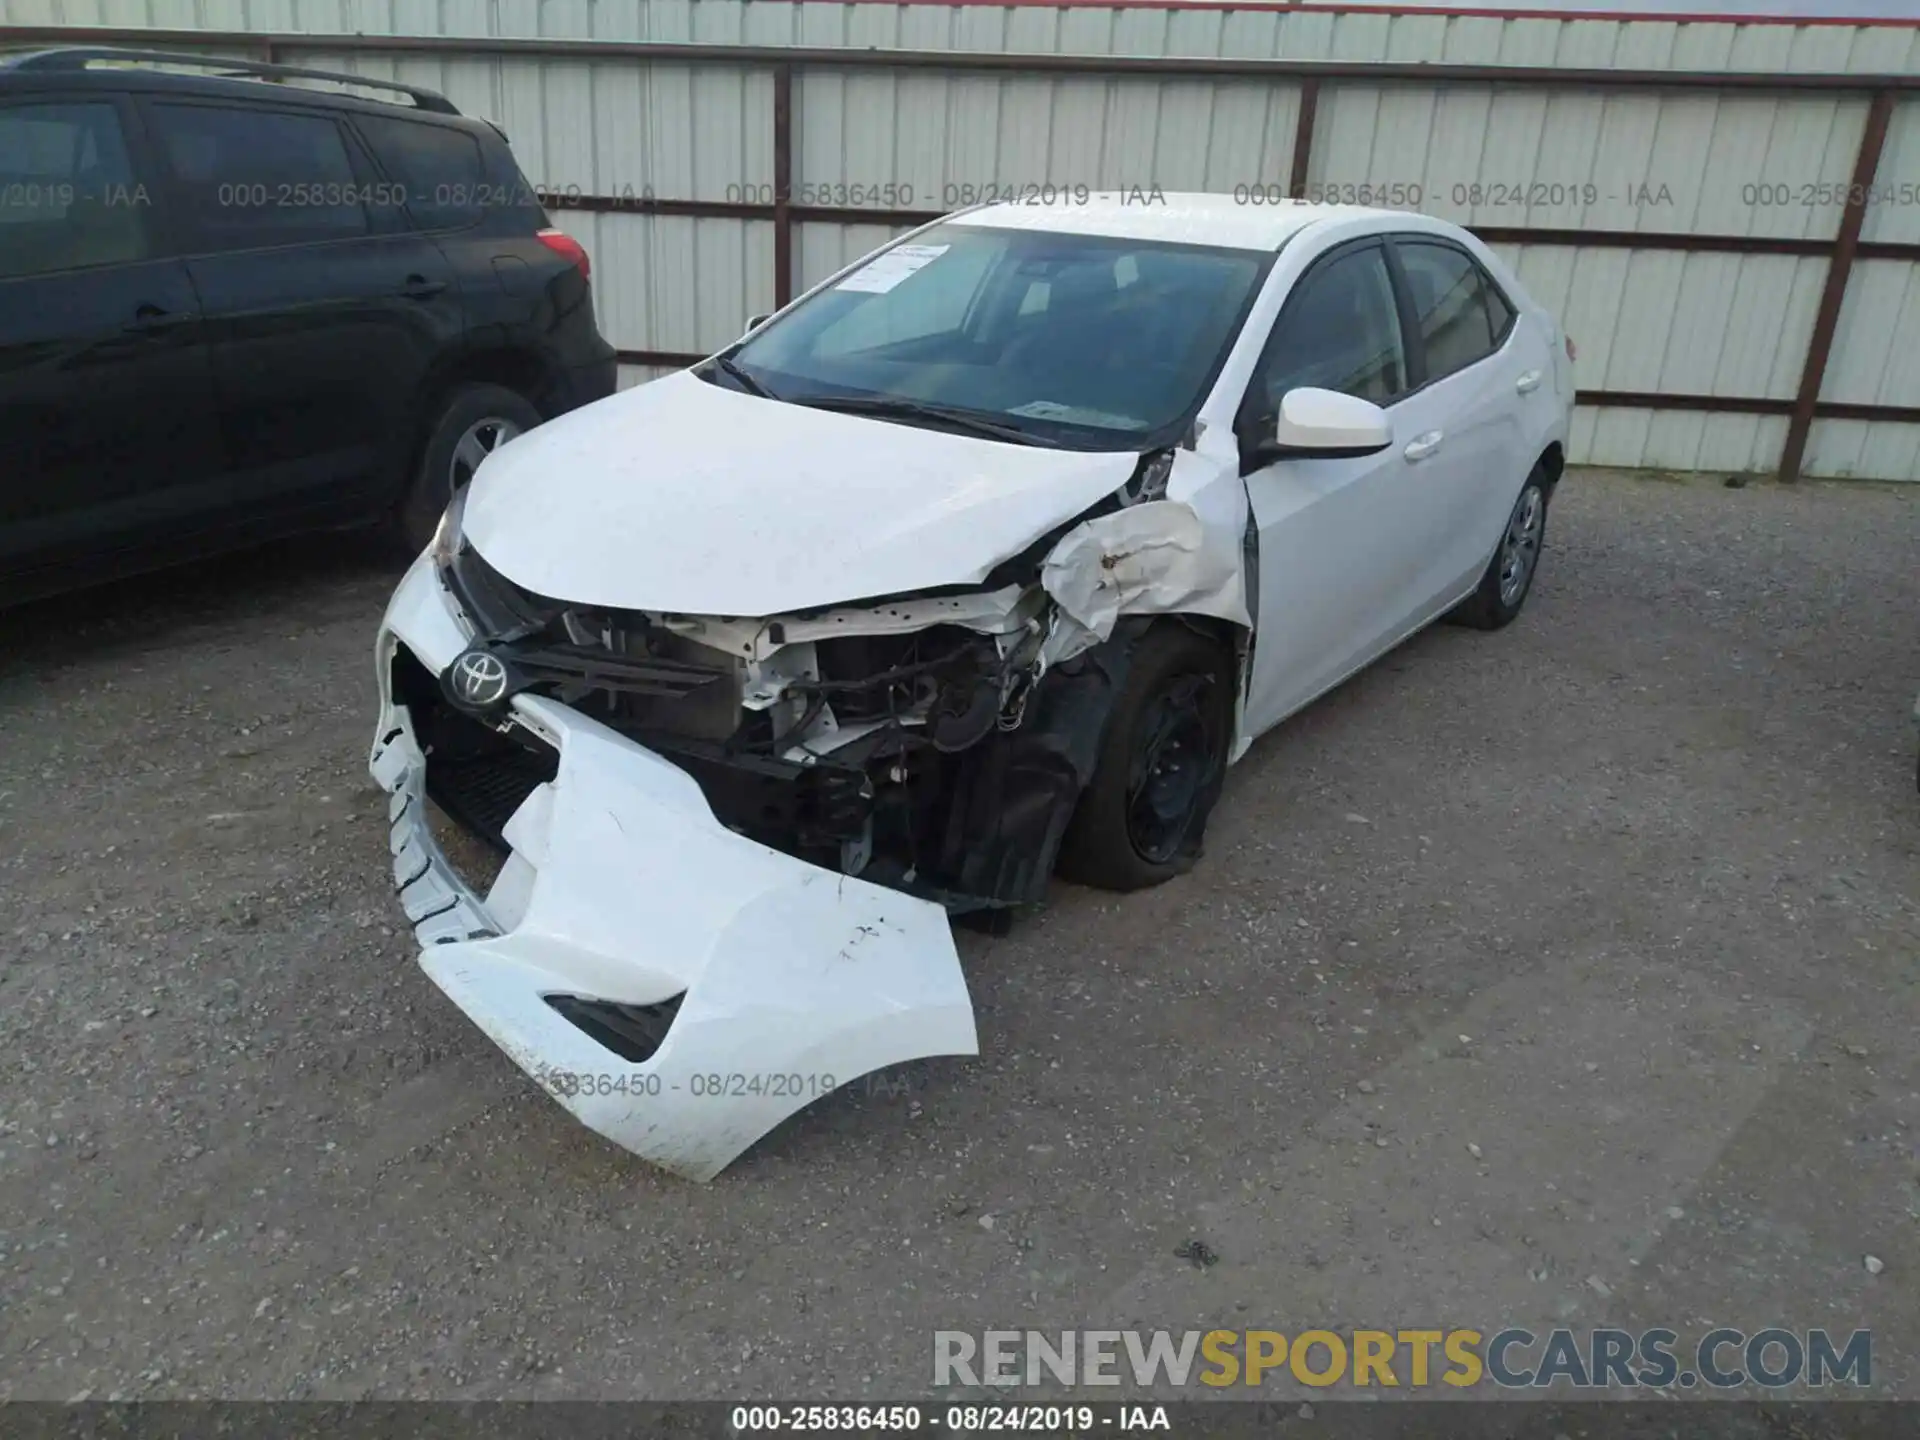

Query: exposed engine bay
left=404, top=447, right=1235, bottom=916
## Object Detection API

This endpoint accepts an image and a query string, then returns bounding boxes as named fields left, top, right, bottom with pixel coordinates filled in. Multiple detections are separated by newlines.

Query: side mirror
left=745, top=312, right=771, bottom=333
left=1260, top=387, right=1392, bottom=461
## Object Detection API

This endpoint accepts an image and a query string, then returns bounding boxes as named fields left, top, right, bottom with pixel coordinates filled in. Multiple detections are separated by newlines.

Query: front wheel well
left=1157, top=613, right=1251, bottom=740
left=1055, top=615, right=1240, bottom=890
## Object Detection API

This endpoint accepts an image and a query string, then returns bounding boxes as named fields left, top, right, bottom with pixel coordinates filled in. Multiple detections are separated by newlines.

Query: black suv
left=0, top=47, right=617, bottom=603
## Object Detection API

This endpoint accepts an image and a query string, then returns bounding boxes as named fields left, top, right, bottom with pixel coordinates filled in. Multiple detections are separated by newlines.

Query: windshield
left=712, top=223, right=1272, bottom=449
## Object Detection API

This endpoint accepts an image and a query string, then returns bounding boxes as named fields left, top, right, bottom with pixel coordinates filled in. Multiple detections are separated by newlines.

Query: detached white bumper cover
left=369, top=559, right=978, bottom=1181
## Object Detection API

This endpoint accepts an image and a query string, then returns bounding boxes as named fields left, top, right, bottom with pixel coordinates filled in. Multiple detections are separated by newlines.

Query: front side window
left=1396, top=239, right=1510, bottom=382
left=148, top=102, right=369, bottom=250
left=723, top=222, right=1271, bottom=449
left=0, top=102, right=148, bottom=279
left=1250, top=244, right=1408, bottom=413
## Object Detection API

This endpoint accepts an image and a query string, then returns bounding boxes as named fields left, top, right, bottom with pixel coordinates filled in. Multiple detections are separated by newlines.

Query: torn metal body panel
left=372, top=555, right=977, bottom=1182
left=431, top=515, right=1151, bottom=911
left=1041, top=500, right=1247, bottom=653
left=372, top=465, right=1195, bottom=1178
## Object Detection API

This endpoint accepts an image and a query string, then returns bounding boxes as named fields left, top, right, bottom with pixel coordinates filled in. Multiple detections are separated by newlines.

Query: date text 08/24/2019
left=729, top=1405, right=1172, bottom=1432
left=532, top=1067, right=843, bottom=1100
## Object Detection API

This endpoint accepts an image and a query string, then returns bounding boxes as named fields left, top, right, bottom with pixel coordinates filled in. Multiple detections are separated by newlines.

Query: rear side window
left=356, top=115, right=485, bottom=231
left=1395, top=239, right=1512, bottom=382
left=147, top=102, right=369, bottom=250
left=0, top=102, right=148, bottom=279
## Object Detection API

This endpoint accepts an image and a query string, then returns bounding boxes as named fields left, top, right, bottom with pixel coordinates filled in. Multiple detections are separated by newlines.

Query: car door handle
left=1403, top=430, right=1444, bottom=462
left=124, top=304, right=197, bottom=334
left=1516, top=370, right=1543, bottom=394
left=398, top=275, right=448, bottom=299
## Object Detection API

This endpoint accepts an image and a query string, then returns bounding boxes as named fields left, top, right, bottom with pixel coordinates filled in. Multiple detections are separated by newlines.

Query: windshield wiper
left=706, top=353, right=779, bottom=400
left=795, top=395, right=1058, bottom=447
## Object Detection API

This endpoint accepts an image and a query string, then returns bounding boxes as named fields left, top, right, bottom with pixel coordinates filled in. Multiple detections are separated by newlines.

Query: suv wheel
left=400, top=383, right=545, bottom=553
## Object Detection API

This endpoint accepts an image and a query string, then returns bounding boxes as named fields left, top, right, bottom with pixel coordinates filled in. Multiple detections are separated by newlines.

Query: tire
left=1451, top=468, right=1551, bottom=631
left=1056, top=622, right=1233, bottom=892
left=398, top=383, right=545, bottom=554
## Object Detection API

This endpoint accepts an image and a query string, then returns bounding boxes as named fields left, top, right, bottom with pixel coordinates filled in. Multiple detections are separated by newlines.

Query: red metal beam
left=1778, top=88, right=1895, bottom=483
left=1578, top=390, right=1788, bottom=415
left=1289, top=79, right=1319, bottom=200
left=773, top=64, right=795, bottom=308
left=1577, top=392, right=1920, bottom=426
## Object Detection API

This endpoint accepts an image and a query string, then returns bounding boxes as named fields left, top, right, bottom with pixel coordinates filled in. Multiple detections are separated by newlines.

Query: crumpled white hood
left=461, top=371, right=1141, bottom=616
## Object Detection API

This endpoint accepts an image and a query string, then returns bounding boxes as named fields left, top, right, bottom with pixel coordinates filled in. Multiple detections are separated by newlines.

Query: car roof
left=0, top=47, right=468, bottom=122
left=955, top=193, right=1416, bottom=252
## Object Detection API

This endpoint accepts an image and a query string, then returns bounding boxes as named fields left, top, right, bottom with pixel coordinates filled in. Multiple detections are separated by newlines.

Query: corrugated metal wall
left=11, top=1, right=1920, bottom=70
left=7, top=2, right=1920, bottom=479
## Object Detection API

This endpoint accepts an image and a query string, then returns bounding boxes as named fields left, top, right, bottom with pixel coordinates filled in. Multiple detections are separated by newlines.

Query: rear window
left=356, top=115, right=486, bottom=231
left=0, top=101, right=148, bottom=278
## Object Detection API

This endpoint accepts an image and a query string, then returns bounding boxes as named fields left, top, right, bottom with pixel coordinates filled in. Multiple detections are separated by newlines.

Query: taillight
left=537, top=228, right=590, bottom=281
left=1565, top=334, right=1578, bottom=362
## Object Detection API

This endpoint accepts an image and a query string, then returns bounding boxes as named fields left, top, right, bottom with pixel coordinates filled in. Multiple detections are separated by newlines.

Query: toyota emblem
left=449, top=649, right=510, bottom=709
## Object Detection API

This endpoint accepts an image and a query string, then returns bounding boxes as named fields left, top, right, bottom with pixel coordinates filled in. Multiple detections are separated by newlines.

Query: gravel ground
left=1, top=468, right=1917, bottom=1403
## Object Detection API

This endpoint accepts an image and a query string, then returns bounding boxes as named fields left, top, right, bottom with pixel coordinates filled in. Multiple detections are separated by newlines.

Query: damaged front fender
left=1038, top=497, right=1250, bottom=664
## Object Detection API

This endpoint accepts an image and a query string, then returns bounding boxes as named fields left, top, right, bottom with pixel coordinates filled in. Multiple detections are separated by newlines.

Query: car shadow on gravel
left=0, top=530, right=406, bottom=677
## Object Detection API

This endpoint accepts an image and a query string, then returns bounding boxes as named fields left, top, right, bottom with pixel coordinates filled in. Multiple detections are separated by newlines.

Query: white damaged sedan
left=370, top=196, right=1574, bottom=1179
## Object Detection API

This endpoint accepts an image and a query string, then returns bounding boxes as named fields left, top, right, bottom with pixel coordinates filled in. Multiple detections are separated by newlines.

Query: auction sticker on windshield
left=836, top=243, right=950, bottom=293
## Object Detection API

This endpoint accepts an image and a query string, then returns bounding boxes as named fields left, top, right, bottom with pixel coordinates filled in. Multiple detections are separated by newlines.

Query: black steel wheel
left=1057, top=623, right=1232, bottom=891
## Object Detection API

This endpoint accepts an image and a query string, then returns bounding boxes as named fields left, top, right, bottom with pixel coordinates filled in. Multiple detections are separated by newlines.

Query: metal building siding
left=1820, top=258, right=1920, bottom=408
left=1496, top=242, right=1822, bottom=399
left=1803, top=420, right=1920, bottom=480
left=793, top=70, right=1302, bottom=197
left=576, top=211, right=772, bottom=353
left=298, top=49, right=774, bottom=199
left=5, top=3, right=1918, bottom=71
left=1860, top=97, right=1920, bottom=246
left=1307, top=87, right=1867, bottom=239
left=1572, top=406, right=1790, bottom=475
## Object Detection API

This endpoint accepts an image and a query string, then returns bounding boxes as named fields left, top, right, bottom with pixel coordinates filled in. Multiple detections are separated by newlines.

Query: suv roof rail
left=3, top=47, right=461, bottom=114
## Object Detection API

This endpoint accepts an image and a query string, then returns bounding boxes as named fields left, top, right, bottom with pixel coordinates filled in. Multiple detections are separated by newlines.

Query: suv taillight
left=537, top=228, right=590, bottom=281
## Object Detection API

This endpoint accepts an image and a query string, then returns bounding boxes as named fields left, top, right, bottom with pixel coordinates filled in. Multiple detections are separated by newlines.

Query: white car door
left=1387, top=236, right=1540, bottom=612
left=1236, top=239, right=1437, bottom=735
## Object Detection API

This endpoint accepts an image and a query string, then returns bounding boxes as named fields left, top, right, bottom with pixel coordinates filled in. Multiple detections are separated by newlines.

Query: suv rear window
left=0, top=101, right=148, bottom=278
left=355, top=115, right=485, bottom=231
left=148, top=101, right=369, bottom=250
